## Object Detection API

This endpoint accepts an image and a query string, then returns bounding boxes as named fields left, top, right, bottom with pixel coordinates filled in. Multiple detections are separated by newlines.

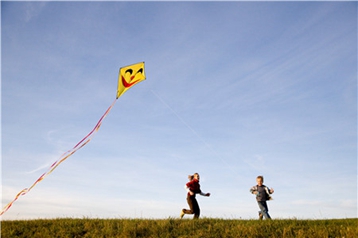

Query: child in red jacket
left=180, top=173, right=210, bottom=219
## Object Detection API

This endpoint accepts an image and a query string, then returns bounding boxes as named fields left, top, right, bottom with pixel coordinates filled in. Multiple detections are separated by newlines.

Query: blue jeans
left=257, top=201, right=271, bottom=219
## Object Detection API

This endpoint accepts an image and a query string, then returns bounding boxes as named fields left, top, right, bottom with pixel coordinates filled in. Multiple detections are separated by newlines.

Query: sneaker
left=180, top=209, right=185, bottom=219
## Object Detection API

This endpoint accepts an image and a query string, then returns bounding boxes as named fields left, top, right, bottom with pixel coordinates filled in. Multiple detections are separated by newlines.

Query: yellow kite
left=117, top=62, right=146, bottom=99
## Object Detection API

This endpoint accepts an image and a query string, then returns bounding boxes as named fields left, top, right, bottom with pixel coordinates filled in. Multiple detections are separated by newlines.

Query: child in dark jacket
left=180, top=173, right=210, bottom=219
left=250, top=175, right=274, bottom=220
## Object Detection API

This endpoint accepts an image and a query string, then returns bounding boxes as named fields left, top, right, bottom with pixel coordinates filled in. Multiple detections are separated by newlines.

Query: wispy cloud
left=24, top=2, right=47, bottom=22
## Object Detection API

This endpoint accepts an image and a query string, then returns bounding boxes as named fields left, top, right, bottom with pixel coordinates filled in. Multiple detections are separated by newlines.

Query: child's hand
left=270, top=188, right=274, bottom=194
left=205, top=193, right=211, bottom=197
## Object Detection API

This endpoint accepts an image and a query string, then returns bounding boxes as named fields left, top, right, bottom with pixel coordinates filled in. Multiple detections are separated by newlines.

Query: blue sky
left=1, top=2, right=357, bottom=220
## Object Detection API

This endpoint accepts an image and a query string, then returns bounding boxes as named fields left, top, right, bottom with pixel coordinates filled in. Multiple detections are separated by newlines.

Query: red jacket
left=186, top=179, right=201, bottom=197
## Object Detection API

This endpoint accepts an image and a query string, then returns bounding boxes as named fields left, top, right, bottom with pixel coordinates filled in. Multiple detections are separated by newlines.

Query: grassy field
left=1, top=218, right=357, bottom=238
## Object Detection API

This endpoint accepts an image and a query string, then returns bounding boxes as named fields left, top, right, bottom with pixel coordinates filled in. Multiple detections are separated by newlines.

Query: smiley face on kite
left=117, top=62, right=146, bottom=99
left=122, top=68, right=144, bottom=88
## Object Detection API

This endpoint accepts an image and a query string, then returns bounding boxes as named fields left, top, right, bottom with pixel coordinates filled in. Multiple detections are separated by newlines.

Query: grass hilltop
left=1, top=218, right=357, bottom=238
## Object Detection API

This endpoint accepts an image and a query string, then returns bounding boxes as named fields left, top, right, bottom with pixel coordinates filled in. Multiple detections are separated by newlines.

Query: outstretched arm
left=200, top=191, right=210, bottom=197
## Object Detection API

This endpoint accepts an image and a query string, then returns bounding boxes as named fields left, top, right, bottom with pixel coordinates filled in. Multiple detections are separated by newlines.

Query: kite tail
left=1, top=98, right=118, bottom=216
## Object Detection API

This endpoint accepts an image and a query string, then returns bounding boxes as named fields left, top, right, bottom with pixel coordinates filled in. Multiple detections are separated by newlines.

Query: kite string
left=150, top=90, right=236, bottom=173
left=0, top=98, right=117, bottom=216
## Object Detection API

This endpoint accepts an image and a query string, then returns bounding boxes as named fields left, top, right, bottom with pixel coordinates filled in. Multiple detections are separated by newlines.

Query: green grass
left=1, top=218, right=357, bottom=238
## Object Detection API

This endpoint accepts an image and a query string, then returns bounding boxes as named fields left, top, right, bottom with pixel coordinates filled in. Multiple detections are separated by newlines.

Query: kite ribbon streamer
left=0, top=98, right=117, bottom=216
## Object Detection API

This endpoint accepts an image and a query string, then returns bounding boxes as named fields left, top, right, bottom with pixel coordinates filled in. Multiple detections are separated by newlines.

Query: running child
left=180, top=173, right=210, bottom=219
left=250, top=175, right=274, bottom=220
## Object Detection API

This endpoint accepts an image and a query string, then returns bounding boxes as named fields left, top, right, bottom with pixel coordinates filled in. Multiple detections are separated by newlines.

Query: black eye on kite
left=137, top=68, right=143, bottom=74
left=125, top=69, right=133, bottom=74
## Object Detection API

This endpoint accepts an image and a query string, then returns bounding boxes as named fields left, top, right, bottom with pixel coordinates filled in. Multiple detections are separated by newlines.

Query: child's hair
left=257, top=175, right=264, bottom=182
left=188, top=173, right=199, bottom=181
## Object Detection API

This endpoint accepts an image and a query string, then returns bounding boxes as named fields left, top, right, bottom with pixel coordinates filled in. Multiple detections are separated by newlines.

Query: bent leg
left=183, top=196, right=195, bottom=215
